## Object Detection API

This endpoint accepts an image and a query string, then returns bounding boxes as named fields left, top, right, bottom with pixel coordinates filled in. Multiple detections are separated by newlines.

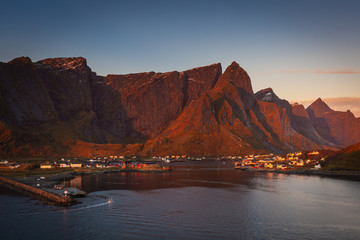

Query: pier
left=47, top=187, right=86, bottom=198
left=0, top=176, right=76, bottom=206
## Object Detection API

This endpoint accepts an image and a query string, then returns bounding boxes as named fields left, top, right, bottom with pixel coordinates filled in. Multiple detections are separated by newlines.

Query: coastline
left=3, top=165, right=360, bottom=191
left=2, top=163, right=360, bottom=207
left=5, top=167, right=171, bottom=188
left=253, top=168, right=360, bottom=180
left=11, top=166, right=360, bottom=191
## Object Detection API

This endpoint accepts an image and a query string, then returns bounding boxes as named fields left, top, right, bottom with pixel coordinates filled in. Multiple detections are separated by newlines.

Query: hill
left=323, top=142, right=360, bottom=171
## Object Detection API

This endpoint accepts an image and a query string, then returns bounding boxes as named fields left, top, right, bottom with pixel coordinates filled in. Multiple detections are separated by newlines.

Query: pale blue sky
left=1, top=0, right=359, bottom=101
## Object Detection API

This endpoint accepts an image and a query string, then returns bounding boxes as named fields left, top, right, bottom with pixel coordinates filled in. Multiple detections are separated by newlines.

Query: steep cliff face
left=289, top=102, right=334, bottom=147
left=90, top=76, right=128, bottom=140
left=36, top=57, right=94, bottom=121
left=0, top=57, right=110, bottom=150
left=214, top=61, right=253, bottom=94
left=307, top=98, right=360, bottom=146
left=255, top=88, right=336, bottom=150
left=142, top=92, right=263, bottom=156
left=143, top=62, right=322, bottom=156
left=255, top=100, right=322, bottom=151
left=0, top=57, right=57, bottom=125
left=209, top=63, right=280, bottom=152
left=104, top=63, right=222, bottom=137
left=255, top=88, right=290, bottom=110
left=292, top=103, right=310, bottom=119
left=106, top=71, right=186, bottom=137
left=255, top=89, right=335, bottom=150
left=182, top=63, right=222, bottom=104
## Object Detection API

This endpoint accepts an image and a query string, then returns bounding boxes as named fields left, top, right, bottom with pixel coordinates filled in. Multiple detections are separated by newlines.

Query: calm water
left=1, top=161, right=360, bottom=240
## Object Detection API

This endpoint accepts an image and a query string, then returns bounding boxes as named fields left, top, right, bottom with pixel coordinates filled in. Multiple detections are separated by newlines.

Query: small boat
left=108, top=197, right=114, bottom=204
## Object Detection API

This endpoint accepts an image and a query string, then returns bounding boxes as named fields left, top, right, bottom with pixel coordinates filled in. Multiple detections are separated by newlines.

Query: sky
left=1, top=0, right=360, bottom=102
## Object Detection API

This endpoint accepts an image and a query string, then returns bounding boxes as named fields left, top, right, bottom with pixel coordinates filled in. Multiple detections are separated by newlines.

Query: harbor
left=47, top=187, right=86, bottom=198
left=0, top=176, right=76, bottom=206
left=0, top=160, right=171, bottom=206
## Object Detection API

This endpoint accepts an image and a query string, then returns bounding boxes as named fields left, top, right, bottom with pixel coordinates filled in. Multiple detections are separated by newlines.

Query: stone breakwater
left=0, top=176, right=75, bottom=206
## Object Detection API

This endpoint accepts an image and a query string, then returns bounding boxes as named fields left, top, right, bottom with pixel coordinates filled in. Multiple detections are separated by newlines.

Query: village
left=0, top=150, right=342, bottom=207
left=234, top=151, right=325, bottom=170
left=0, top=155, right=170, bottom=173
left=0, top=150, right=327, bottom=173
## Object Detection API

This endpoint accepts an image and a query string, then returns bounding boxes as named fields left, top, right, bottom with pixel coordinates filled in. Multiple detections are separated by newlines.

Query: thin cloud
left=279, top=69, right=308, bottom=74
left=313, top=69, right=360, bottom=74
left=276, top=68, right=360, bottom=74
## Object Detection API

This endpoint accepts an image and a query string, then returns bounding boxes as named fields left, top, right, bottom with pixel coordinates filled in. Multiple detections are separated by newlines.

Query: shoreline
left=248, top=168, right=360, bottom=180
left=2, top=165, right=360, bottom=206
left=4, top=166, right=360, bottom=190
left=6, top=167, right=171, bottom=189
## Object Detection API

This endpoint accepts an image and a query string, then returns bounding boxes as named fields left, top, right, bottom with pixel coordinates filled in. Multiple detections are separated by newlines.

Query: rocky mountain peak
left=38, top=57, right=90, bottom=74
left=185, top=63, right=222, bottom=73
left=215, top=61, right=254, bottom=94
left=345, top=109, right=356, bottom=118
left=255, top=87, right=280, bottom=102
left=307, top=98, right=333, bottom=117
left=8, top=57, right=32, bottom=65
left=291, top=102, right=309, bottom=118
left=259, top=87, right=273, bottom=93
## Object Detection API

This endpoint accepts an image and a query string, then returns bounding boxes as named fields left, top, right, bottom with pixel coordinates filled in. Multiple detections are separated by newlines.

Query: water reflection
left=65, top=165, right=276, bottom=193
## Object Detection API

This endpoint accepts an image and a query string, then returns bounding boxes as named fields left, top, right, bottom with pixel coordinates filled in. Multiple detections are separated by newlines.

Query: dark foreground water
left=1, top=162, right=360, bottom=240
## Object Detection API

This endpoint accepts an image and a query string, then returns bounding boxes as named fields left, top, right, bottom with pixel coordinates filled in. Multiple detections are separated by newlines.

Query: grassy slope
left=323, top=142, right=360, bottom=171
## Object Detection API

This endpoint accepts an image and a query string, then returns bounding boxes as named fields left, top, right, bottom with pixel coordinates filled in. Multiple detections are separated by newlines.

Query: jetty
left=47, top=187, right=86, bottom=198
left=0, top=176, right=76, bottom=206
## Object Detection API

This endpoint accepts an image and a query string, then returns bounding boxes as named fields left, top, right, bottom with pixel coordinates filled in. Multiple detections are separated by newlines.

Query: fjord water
left=1, top=162, right=360, bottom=240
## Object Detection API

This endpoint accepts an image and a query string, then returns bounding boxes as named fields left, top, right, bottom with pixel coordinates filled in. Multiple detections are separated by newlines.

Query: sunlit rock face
left=0, top=57, right=351, bottom=157
left=307, top=98, right=360, bottom=146
left=255, top=89, right=336, bottom=149
left=104, top=63, right=222, bottom=137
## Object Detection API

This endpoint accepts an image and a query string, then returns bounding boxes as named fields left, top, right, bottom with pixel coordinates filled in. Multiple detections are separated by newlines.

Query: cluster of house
left=39, top=157, right=167, bottom=171
left=0, top=160, right=21, bottom=169
left=151, top=155, right=208, bottom=162
left=1, top=151, right=324, bottom=172
left=38, top=156, right=127, bottom=169
left=234, top=151, right=324, bottom=170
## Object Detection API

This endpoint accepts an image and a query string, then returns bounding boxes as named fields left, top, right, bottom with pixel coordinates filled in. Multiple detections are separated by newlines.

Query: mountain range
left=1, top=57, right=359, bottom=157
